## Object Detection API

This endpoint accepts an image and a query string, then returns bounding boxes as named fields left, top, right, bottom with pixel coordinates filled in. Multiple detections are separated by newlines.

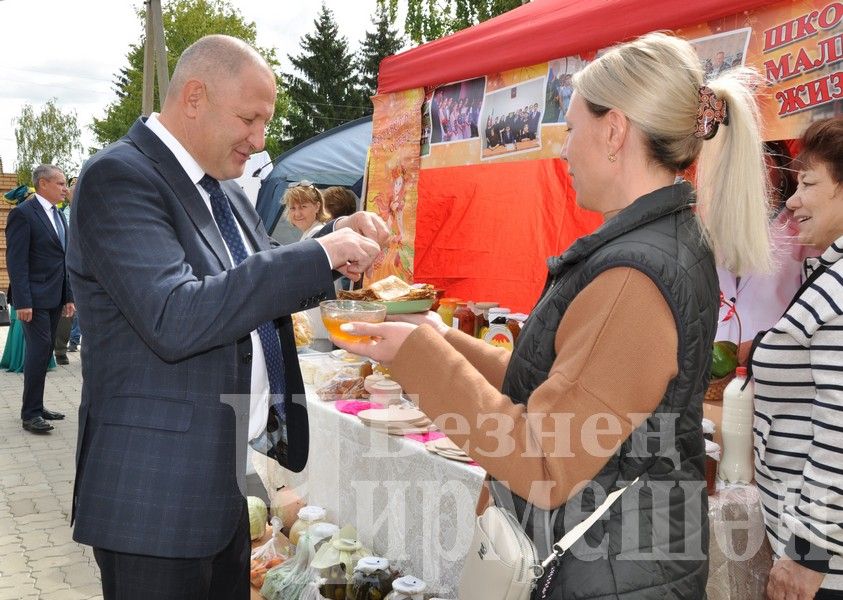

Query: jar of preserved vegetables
left=347, top=557, right=395, bottom=600
left=452, top=301, right=476, bottom=336
left=472, top=301, right=499, bottom=338
left=385, top=576, right=427, bottom=600
left=506, top=312, right=528, bottom=345
left=288, top=505, right=327, bottom=547
left=436, top=298, right=460, bottom=327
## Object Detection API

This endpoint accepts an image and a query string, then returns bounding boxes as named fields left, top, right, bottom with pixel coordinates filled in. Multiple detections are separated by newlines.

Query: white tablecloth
left=251, top=377, right=773, bottom=597
left=252, top=385, right=485, bottom=596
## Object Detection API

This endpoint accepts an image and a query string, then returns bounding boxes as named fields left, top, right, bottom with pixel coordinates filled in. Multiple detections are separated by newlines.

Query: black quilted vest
left=491, top=182, right=717, bottom=599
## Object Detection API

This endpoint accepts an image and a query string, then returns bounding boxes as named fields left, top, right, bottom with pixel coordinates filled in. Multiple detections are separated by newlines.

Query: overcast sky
left=0, top=0, right=398, bottom=175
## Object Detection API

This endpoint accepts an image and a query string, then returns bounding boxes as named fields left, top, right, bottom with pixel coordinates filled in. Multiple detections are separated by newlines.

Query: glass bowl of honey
left=320, top=300, right=387, bottom=343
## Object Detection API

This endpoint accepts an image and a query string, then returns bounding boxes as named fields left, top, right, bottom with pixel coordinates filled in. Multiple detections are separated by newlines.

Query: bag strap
left=541, top=477, right=638, bottom=569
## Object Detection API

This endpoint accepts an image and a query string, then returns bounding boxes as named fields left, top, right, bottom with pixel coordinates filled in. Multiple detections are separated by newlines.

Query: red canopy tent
left=378, top=0, right=779, bottom=94
left=365, top=0, right=837, bottom=312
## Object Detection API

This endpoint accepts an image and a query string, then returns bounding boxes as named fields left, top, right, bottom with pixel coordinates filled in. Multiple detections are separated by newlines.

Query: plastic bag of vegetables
left=250, top=516, right=292, bottom=588
left=261, top=524, right=338, bottom=600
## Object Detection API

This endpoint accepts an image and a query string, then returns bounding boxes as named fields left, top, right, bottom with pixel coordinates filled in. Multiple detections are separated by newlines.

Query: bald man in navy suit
left=68, top=35, right=387, bottom=599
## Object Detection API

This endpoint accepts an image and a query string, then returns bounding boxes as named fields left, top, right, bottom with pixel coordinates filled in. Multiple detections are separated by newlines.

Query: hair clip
left=695, top=86, right=729, bottom=140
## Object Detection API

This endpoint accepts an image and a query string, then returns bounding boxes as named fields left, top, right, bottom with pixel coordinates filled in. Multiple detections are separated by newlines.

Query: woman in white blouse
left=284, top=181, right=329, bottom=239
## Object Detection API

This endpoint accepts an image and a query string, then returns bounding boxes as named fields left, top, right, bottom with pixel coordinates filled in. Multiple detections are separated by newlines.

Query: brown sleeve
left=441, top=328, right=511, bottom=391
left=391, top=267, right=678, bottom=510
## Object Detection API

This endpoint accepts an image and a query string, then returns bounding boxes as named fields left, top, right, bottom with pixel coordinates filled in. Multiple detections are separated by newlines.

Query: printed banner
left=365, top=89, right=424, bottom=283
left=677, top=0, right=843, bottom=140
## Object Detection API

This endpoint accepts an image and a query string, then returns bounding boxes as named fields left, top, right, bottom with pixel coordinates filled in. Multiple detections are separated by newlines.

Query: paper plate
left=427, top=437, right=463, bottom=453
left=387, top=425, right=436, bottom=436
left=357, top=406, right=428, bottom=424
left=381, top=298, right=435, bottom=315
left=434, top=451, right=475, bottom=463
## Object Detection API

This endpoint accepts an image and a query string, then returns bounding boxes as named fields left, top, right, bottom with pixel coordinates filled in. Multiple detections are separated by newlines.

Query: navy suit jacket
left=5, top=197, right=72, bottom=309
left=67, top=118, right=335, bottom=558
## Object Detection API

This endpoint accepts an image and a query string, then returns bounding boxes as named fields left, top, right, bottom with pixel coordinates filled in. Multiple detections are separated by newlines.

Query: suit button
left=242, top=352, right=252, bottom=364
left=319, top=293, right=327, bottom=301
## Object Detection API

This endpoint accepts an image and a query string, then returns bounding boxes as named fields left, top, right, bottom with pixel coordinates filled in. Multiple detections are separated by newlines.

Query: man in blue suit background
left=68, top=35, right=387, bottom=599
left=5, top=164, right=74, bottom=433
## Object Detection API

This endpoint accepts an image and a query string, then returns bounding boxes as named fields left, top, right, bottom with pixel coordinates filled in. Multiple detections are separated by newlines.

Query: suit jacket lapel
left=31, top=201, right=63, bottom=250
left=125, top=119, right=232, bottom=270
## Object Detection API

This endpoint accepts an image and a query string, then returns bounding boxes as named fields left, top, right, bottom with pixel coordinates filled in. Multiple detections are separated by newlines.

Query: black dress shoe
left=42, top=409, right=65, bottom=420
left=55, top=355, right=69, bottom=365
left=22, top=416, right=54, bottom=433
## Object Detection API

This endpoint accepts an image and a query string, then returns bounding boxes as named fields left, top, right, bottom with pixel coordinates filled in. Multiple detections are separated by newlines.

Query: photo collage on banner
left=426, top=77, right=486, bottom=149
left=542, top=56, right=591, bottom=125
left=688, top=28, right=752, bottom=83
left=480, top=77, right=544, bottom=159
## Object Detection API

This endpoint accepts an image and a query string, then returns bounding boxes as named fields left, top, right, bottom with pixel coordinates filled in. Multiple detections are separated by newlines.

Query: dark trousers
left=21, top=306, right=62, bottom=421
left=54, top=314, right=73, bottom=356
left=93, top=501, right=250, bottom=600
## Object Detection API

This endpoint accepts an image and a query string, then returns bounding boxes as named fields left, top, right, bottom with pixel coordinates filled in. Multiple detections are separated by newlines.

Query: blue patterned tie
left=198, top=175, right=287, bottom=427
left=51, top=206, right=65, bottom=249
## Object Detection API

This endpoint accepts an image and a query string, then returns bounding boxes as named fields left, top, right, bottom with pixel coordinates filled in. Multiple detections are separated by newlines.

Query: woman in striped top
left=753, top=116, right=843, bottom=600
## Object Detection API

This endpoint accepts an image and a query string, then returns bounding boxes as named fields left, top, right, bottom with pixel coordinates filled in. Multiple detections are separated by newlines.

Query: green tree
left=283, top=3, right=370, bottom=149
left=14, top=99, right=82, bottom=186
left=357, top=6, right=405, bottom=100
left=378, top=0, right=528, bottom=44
left=92, top=0, right=289, bottom=158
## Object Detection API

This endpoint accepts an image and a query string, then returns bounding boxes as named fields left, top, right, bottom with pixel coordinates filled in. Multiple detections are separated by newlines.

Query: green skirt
left=0, top=306, right=57, bottom=373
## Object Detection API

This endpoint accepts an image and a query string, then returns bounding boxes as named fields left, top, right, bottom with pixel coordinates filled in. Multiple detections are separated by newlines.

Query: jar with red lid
left=452, top=301, right=476, bottom=336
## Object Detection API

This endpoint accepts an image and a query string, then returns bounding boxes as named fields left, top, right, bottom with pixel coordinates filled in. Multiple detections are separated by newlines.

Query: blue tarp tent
left=255, top=115, right=373, bottom=244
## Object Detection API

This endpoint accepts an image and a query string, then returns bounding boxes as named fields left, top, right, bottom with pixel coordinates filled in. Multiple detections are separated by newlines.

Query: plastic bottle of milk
left=718, top=366, right=754, bottom=484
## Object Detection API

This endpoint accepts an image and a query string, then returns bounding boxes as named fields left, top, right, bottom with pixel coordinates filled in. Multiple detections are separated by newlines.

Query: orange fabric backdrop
left=413, top=158, right=603, bottom=313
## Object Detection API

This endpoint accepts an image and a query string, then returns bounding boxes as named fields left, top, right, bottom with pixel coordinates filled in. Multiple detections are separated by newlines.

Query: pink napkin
left=404, top=431, right=446, bottom=443
left=335, top=400, right=384, bottom=415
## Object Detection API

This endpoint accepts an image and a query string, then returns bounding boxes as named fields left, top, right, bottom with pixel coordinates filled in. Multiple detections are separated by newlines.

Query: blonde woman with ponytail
left=331, top=32, right=769, bottom=598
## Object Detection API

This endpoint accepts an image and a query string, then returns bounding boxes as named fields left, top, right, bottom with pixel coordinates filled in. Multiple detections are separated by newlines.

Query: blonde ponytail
left=697, top=69, right=772, bottom=275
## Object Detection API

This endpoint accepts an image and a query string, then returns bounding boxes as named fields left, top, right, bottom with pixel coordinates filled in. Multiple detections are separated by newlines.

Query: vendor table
left=252, top=386, right=485, bottom=596
left=250, top=377, right=774, bottom=598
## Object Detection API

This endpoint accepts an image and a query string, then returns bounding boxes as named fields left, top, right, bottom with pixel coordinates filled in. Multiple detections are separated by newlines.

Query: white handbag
left=458, top=478, right=638, bottom=600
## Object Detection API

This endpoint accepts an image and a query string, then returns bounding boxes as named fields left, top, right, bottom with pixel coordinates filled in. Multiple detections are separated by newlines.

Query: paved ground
left=0, top=326, right=102, bottom=599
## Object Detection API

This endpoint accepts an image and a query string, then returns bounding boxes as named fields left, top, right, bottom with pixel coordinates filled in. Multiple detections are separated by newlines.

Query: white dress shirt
left=145, top=113, right=269, bottom=441
left=35, top=194, right=64, bottom=239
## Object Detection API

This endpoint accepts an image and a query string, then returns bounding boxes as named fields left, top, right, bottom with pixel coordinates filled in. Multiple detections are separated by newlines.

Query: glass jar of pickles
left=385, top=576, right=427, bottom=600
left=347, top=557, right=395, bottom=600
left=288, top=505, right=327, bottom=547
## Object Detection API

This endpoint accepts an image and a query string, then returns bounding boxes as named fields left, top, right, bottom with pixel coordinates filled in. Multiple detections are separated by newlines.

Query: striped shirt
left=752, top=236, right=843, bottom=590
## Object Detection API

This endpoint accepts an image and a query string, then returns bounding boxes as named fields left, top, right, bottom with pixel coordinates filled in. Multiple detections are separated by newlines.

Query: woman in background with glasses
left=284, top=181, right=329, bottom=239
